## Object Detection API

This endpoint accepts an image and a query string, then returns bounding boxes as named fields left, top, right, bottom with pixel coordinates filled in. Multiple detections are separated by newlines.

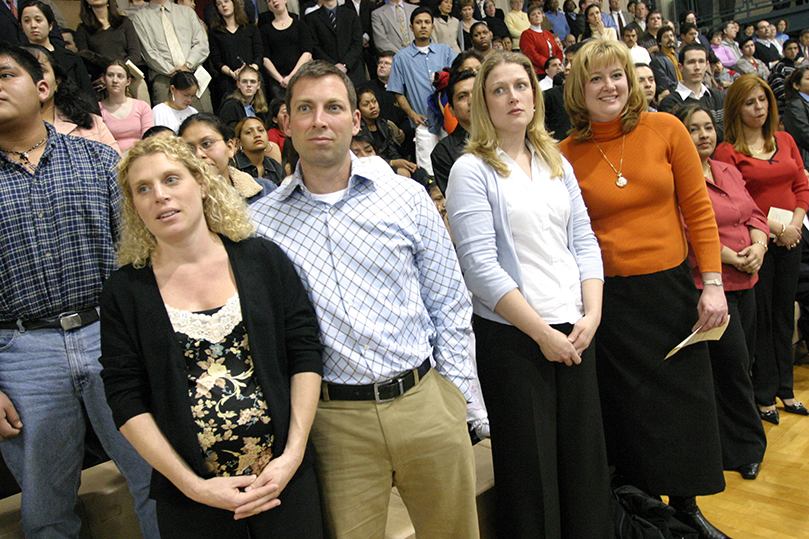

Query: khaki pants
left=310, top=369, right=479, bottom=539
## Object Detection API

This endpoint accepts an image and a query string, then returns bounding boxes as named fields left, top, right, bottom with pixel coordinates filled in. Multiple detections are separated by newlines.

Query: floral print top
left=166, top=293, right=274, bottom=477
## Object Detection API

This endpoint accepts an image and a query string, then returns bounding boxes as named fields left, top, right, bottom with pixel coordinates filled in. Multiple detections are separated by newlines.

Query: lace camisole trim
left=166, top=293, right=274, bottom=477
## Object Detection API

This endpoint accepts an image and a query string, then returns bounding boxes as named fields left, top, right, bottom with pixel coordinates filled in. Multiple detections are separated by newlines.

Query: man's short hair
left=646, top=9, right=660, bottom=24
left=352, top=130, right=378, bottom=153
left=801, top=28, right=809, bottom=38
left=657, top=25, right=674, bottom=45
left=286, top=60, right=357, bottom=111
left=621, top=25, right=637, bottom=38
left=678, top=42, right=707, bottom=64
left=543, top=56, right=560, bottom=71
left=447, top=69, right=476, bottom=107
left=784, top=38, right=799, bottom=49
left=680, top=22, right=698, bottom=37
left=0, top=43, right=43, bottom=83
left=410, top=6, right=433, bottom=25
left=62, top=28, right=76, bottom=38
left=378, top=50, right=396, bottom=60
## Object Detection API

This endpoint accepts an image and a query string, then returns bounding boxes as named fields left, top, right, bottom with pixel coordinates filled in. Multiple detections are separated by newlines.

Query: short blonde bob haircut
left=116, top=135, right=254, bottom=268
left=466, top=50, right=564, bottom=178
left=564, top=38, right=646, bottom=142
left=723, top=74, right=779, bottom=156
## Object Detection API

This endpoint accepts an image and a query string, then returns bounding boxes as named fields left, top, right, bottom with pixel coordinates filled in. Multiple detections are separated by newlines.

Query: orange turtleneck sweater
left=559, top=112, right=721, bottom=277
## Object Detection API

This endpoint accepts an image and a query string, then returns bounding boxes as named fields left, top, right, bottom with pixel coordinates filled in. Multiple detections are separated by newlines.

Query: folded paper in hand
left=665, top=316, right=730, bottom=360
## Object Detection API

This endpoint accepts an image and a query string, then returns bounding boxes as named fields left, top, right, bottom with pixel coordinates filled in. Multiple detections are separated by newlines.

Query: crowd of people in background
left=2, top=0, right=809, bottom=538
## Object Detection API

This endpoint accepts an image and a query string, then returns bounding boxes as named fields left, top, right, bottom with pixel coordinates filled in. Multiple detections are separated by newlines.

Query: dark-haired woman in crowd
left=101, top=134, right=324, bottom=535
left=675, top=103, right=769, bottom=480
left=218, top=66, right=270, bottom=128
left=259, top=0, right=312, bottom=100
left=24, top=44, right=120, bottom=154
left=782, top=65, right=809, bottom=168
left=356, top=86, right=419, bottom=178
left=99, top=59, right=154, bottom=153
left=233, top=117, right=283, bottom=184
left=75, top=0, right=141, bottom=66
left=208, top=0, right=263, bottom=106
left=447, top=50, right=612, bottom=539
left=152, top=71, right=199, bottom=133
left=20, top=0, right=95, bottom=98
left=578, top=3, right=617, bottom=41
left=179, top=112, right=275, bottom=204
left=714, top=75, right=809, bottom=425
left=560, top=38, right=730, bottom=538
left=266, top=98, right=287, bottom=151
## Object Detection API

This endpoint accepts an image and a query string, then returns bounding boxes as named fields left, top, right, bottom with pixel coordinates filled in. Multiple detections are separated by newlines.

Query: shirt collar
left=275, top=153, right=377, bottom=202
left=800, top=91, right=809, bottom=102
left=406, top=40, right=436, bottom=56
left=148, top=0, right=172, bottom=11
left=675, top=81, right=707, bottom=100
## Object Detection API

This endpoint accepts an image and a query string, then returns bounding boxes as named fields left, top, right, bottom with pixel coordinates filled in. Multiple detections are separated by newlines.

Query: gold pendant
left=616, top=174, right=627, bottom=188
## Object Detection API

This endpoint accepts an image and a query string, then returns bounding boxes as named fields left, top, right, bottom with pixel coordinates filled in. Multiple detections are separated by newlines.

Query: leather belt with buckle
left=0, top=307, right=100, bottom=332
left=321, top=358, right=431, bottom=403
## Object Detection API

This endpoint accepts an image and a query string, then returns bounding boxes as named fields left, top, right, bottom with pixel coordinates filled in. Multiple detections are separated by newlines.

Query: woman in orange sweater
left=560, top=39, right=731, bottom=539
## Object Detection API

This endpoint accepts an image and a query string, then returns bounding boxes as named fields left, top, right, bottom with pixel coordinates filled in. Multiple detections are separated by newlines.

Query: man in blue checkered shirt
left=0, top=44, right=158, bottom=538
left=252, top=61, right=480, bottom=539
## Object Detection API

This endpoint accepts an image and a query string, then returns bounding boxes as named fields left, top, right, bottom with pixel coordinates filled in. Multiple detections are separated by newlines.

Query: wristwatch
left=703, top=278, right=723, bottom=286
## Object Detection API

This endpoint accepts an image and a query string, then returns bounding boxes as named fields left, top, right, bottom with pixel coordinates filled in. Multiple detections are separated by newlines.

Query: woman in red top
left=714, top=74, right=809, bottom=424
left=676, top=104, right=769, bottom=481
left=520, top=5, right=562, bottom=76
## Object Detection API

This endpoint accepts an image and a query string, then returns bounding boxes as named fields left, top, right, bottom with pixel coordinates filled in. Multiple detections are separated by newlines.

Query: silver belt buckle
left=59, top=312, right=82, bottom=331
left=373, top=378, right=404, bottom=403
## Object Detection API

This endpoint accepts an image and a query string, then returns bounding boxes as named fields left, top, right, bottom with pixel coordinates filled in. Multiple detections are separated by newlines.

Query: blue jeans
left=0, top=322, right=159, bottom=539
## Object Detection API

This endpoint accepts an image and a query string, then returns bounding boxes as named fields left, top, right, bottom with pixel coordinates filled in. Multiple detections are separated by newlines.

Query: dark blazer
left=100, top=236, right=323, bottom=497
left=650, top=51, right=678, bottom=92
left=783, top=95, right=809, bottom=169
left=305, top=4, right=365, bottom=86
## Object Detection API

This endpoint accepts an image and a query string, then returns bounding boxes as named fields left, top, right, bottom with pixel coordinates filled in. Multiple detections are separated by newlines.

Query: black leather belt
left=321, top=358, right=431, bottom=403
left=0, top=307, right=100, bottom=332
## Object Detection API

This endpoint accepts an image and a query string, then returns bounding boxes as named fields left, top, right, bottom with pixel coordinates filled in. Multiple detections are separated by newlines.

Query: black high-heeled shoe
left=782, top=401, right=809, bottom=416
left=759, top=407, right=780, bottom=424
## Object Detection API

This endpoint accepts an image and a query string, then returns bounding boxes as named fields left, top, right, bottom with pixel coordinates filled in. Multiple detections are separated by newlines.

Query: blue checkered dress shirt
left=0, top=123, right=122, bottom=322
left=251, top=155, right=475, bottom=402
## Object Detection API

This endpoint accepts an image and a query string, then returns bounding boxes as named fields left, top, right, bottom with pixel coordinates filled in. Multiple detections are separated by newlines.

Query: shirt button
left=330, top=208, right=336, bottom=215
left=38, top=212, right=44, bottom=218
left=364, top=345, right=370, bottom=350
left=335, top=253, right=342, bottom=260
left=45, top=252, right=51, bottom=258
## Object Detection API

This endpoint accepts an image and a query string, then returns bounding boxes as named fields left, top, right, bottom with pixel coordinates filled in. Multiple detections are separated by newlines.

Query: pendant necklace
left=0, top=135, right=48, bottom=171
left=592, top=134, right=627, bottom=188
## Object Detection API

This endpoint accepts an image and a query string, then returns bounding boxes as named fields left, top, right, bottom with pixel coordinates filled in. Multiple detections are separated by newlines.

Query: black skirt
left=597, top=261, right=725, bottom=497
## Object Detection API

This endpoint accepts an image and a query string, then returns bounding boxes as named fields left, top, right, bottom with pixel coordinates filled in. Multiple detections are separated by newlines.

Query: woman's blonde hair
left=723, top=74, right=778, bottom=156
left=227, top=65, right=269, bottom=114
left=466, top=51, right=564, bottom=178
left=116, top=136, right=254, bottom=268
left=564, top=38, right=646, bottom=141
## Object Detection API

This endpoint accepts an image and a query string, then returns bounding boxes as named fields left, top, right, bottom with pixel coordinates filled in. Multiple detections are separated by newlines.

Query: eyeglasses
left=187, top=138, right=224, bottom=153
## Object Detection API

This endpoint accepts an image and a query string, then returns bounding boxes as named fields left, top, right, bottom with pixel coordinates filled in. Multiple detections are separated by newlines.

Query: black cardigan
left=99, top=236, right=323, bottom=495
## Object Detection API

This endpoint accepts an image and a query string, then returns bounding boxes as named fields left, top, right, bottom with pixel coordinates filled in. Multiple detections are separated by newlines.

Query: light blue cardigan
left=446, top=149, right=604, bottom=326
